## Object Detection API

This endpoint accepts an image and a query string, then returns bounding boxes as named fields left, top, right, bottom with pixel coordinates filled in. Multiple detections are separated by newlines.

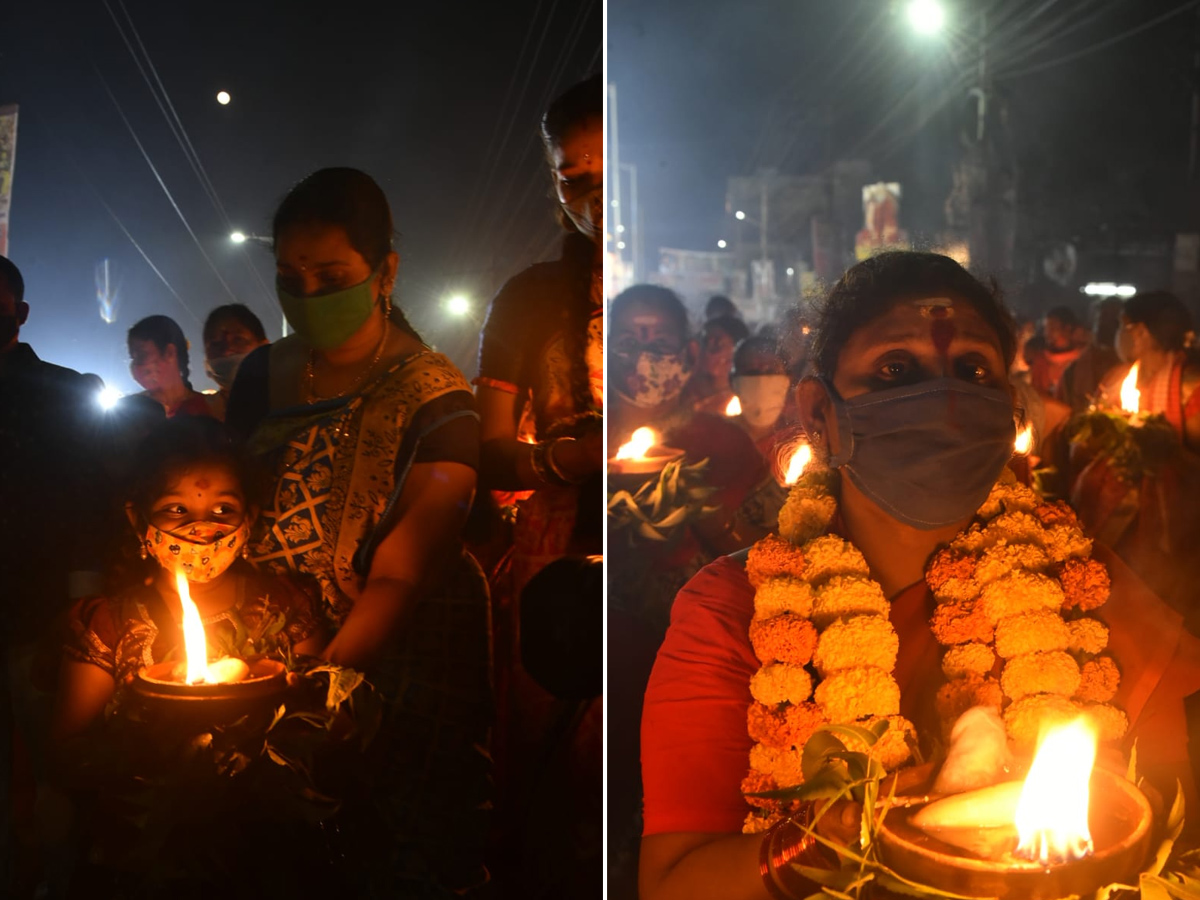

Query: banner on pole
left=0, top=105, right=17, bottom=258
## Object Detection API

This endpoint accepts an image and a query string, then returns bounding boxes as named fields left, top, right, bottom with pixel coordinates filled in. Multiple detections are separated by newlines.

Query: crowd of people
left=608, top=252, right=1200, bottom=899
left=4, top=65, right=1200, bottom=900
left=0, top=75, right=602, bottom=899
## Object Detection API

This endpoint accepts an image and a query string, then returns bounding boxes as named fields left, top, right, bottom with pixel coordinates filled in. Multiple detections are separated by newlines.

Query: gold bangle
left=760, top=805, right=835, bottom=899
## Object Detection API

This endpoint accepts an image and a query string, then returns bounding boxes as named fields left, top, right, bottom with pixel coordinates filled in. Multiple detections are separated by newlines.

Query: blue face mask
left=820, top=377, right=1016, bottom=530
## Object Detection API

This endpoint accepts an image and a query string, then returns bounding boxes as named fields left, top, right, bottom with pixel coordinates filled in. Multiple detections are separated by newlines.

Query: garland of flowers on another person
left=741, top=465, right=1126, bottom=833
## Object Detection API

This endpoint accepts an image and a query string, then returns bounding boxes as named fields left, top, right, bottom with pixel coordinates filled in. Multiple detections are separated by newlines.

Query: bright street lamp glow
left=617, top=224, right=625, bottom=233
left=97, top=385, right=123, bottom=411
left=717, top=239, right=727, bottom=249
left=446, top=294, right=471, bottom=317
left=735, top=210, right=746, bottom=220
left=230, top=231, right=247, bottom=244
left=1083, top=282, right=1137, bottom=298
left=786, top=267, right=795, bottom=276
left=907, top=0, right=946, bottom=35
left=617, top=241, right=626, bottom=250
left=216, top=90, right=231, bottom=105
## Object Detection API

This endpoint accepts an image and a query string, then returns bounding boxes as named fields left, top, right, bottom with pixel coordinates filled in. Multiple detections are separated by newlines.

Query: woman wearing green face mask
left=226, top=167, right=492, bottom=895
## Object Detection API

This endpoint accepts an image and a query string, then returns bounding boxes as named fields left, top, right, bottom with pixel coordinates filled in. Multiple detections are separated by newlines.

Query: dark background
left=608, top=0, right=1200, bottom=314
left=1, top=0, right=600, bottom=392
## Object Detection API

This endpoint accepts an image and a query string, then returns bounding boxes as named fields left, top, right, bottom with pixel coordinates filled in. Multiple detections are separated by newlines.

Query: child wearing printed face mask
left=52, top=417, right=324, bottom=740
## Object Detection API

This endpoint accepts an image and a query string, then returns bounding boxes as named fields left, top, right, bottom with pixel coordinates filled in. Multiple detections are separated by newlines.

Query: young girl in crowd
left=53, top=416, right=323, bottom=739
left=127, top=315, right=216, bottom=420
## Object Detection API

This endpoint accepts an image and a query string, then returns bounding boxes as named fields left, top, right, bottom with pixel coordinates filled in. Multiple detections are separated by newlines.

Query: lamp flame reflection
left=1014, top=718, right=1097, bottom=865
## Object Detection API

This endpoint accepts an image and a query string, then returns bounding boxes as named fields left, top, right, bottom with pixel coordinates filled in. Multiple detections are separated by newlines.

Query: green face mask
left=277, top=271, right=380, bottom=350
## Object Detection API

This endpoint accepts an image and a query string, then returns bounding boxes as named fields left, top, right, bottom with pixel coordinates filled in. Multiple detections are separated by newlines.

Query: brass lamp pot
left=877, top=767, right=1152, bottom=900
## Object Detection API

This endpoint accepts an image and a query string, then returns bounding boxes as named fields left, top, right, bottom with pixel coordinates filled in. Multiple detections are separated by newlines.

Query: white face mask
left=562, top=186, right=603, bottom=240
left=204, top=351, right=250, bottom=391
left=732, top=374, right=791, bottom=429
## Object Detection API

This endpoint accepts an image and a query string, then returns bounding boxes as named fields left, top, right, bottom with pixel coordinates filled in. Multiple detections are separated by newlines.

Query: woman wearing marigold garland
left=639, top=251, right=1200, bottom=900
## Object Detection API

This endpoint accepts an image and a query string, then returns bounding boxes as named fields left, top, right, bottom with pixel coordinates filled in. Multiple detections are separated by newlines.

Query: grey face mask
left=820, top=377, right=1016, bottom=530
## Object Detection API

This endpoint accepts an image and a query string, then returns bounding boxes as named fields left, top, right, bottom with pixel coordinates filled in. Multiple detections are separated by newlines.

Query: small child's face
left=149, top=463, right=246, bottom=532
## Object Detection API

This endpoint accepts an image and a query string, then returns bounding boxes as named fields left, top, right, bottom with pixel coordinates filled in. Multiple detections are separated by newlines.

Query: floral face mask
left=144, top=520, right=249, bottom=583
left=617, top=350, right=693, bottom=409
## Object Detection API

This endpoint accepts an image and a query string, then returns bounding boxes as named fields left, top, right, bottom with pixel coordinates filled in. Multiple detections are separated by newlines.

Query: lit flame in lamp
left=725, top=395, right=742, bottom=416
left=1120, top=363, right=1140, bottom=415
left=1014, top=718, right=1097, bottom=865
left=615, top=426, right=657, bottom=460
left=1014, top=424, right=1033, bottom=456
left=176, top=572, right=211, bottom=685
left=784, top=443, right=812, bottom=485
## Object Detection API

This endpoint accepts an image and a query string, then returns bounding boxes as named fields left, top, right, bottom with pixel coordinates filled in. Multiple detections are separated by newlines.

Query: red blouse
left=641, top=545, right=1200, bottom=837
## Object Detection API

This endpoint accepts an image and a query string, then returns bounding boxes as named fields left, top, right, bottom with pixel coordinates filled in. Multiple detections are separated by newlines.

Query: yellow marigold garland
left=741, top=465, right=1124, bottom=833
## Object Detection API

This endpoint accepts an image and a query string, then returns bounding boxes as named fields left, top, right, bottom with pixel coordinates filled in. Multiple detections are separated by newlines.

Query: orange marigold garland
left=933, top=468, right=1126, bottom=751
left=741, top=465, right=1125, bottom=832
left=741, top=465, right=915, bottom=834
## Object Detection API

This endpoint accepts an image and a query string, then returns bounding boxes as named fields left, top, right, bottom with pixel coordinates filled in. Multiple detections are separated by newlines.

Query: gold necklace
left=305, top=319, right=390, bottom=404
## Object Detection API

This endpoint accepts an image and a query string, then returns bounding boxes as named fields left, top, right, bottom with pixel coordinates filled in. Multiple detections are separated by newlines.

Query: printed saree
left=246, top=344, right=494, bottom=896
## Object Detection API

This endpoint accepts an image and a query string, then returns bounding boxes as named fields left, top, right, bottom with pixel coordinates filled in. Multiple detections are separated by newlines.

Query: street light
left=445, top=294, right=471, bottom=317
left=735, top=210, right=746, bottom=221
left=717, top=239, right=727, bottom=249
left=230, top=231, right=271, bottom=245
left=216, top=90, right=232, bottom=105
left=907, top=0, right=945, bottom=35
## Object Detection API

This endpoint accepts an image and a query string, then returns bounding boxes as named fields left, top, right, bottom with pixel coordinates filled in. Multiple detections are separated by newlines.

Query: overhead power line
left=1002, top=0, right=1200, bottom=79
left=92, top=65, right=240, bottom=305
left=102, top=0, right=277, bottom=322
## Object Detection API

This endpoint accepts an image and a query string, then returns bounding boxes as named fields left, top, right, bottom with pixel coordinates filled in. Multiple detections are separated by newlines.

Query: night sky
left=609, top=0, right=1198, bottom=306
left=1, top=0, right=600, bottom=392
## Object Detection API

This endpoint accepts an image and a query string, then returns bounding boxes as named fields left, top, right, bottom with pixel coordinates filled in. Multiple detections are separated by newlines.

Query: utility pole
left=759, top=173, right=769, bottom=267
left=967, top=10, right=993, bottom=274
left=607, top=84, right=624, bottom=291
left=621, top=162, right=642, bottom=282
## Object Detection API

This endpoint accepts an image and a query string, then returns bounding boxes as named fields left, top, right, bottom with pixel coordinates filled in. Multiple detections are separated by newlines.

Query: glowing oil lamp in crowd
left=780, top=442, right=812, bottom=487
left=1120, top=363, right=1141, bottom=418
left=132, top=572, right=287, bottom=718
left=176, top=572, right=249, bottom=686
left=608, top=426, right=684, bottom=477
left=1013, top=425, right=1033, bottom=457
left=1010, top=424, right=1035, bottom=485
left=1014, top=718, right=1095, bottom=865
left=879, top=718, right=1152, bottom=899
left=725, top=395, right=742, bottom=417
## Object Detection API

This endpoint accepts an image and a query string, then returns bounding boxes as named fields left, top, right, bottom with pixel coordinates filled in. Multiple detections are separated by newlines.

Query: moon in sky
left=216, top=91, right=231, bottom=105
